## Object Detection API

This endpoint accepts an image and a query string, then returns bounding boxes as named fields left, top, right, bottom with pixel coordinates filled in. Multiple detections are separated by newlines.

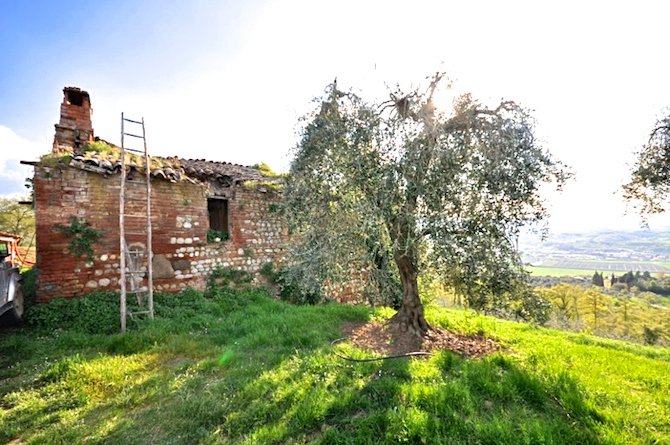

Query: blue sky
left=2, top=0, right=670, bottom=232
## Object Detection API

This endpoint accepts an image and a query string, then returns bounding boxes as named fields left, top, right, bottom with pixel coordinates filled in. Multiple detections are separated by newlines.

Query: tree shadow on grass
left=1, top=344, right=604, bottom=445
left=186, top=345, right=604, bottom=444
left=315, top=352, right=602, bottom=444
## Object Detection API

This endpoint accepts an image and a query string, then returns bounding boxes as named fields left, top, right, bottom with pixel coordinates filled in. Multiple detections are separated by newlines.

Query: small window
left=208, top=198, right=229, bottom=234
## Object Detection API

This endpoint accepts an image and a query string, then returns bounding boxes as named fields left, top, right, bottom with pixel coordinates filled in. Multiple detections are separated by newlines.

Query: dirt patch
left=339, top=321, right=499, bottom=359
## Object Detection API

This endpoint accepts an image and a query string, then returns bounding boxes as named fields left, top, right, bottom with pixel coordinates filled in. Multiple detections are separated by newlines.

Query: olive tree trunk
left=390, top=248, right=430, bottom=337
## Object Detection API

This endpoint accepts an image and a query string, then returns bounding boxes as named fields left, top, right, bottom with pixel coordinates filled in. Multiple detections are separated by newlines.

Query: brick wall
left=34, top=165, right=288, bottom=302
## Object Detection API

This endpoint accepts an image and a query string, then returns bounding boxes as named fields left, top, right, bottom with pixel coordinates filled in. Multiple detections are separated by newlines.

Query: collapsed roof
left=46, top=140, right=277, bottom=187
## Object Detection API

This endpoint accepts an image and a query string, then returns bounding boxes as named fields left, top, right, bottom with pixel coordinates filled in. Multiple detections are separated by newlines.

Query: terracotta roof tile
left=61, top=144, right=274, bottom=186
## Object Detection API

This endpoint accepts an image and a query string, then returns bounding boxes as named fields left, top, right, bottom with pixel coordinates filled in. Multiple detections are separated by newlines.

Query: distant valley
left=518, top=230, right=670, bottom=275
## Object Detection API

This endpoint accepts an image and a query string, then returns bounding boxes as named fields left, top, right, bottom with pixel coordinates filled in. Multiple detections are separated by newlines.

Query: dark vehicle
left=0, top=240, right=24, bottom=324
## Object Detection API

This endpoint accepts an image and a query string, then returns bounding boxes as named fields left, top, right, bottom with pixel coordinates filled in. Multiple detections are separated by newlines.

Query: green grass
left=528, top=262, right=669, bottom=277
left=1, top=287, right=669, bottom=444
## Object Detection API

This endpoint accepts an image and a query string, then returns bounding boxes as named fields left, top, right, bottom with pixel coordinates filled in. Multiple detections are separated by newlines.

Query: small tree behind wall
left=284, top=73, right=570, bottom=338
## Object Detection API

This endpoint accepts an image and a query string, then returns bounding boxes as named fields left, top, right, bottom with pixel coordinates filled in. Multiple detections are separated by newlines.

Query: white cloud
left=0, top=125, right=44, bottom=194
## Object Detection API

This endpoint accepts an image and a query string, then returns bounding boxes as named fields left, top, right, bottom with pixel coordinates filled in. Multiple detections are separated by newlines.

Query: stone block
left=171, top=259, right=191, bottom=271
left=153, top=254, right=175, bottom=279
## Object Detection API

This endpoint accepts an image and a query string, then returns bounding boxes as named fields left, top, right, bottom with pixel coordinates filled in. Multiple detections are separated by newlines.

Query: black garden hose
left=330, top=337, right=431, bottom=362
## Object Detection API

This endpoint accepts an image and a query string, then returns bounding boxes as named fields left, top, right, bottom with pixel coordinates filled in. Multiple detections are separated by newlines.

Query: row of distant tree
left=591, top=270, right=670, bottom=296
left=538, top=283, right=669, bottom=345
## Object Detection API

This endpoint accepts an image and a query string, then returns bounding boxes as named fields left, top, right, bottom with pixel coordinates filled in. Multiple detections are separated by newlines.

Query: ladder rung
left=124, top=232, right=147, bottom=236
left=123, top=118, right=143, bottom=124
left=123, top=132, right=144, bottom=139
left=127, top=311, right=151, bottom=316
left=126, top=289, right=148, bottom=294
left=123, top=213, right=150, bottom=218
left=122, top=149, right=145, bottom=155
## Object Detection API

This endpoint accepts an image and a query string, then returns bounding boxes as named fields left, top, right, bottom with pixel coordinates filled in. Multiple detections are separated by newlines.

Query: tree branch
left=649, top=124, right=670, bottom=144
left=475, top=100, right=517, bottom=116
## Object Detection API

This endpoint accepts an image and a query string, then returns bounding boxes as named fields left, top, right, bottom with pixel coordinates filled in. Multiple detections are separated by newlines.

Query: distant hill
left=519, top=230, right=670, bottom=274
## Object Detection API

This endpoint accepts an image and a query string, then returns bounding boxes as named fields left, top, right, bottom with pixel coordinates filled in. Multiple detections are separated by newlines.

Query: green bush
left=27, top=292, right=119, bottom=334
left=259, top=261, right=324, bottom=305
left=206, top=266, right=253, bottom=293
left=23, top=286, right=277, bottom=338
left=19, top=267, right=38, bottom=312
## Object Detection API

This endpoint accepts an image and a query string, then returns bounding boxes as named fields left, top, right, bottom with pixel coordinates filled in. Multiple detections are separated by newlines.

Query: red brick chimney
left=53, top=87, right=94, bottom=153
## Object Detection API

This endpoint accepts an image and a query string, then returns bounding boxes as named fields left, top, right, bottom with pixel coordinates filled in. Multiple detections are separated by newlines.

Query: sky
left=1, top=0, right=670, bottom=233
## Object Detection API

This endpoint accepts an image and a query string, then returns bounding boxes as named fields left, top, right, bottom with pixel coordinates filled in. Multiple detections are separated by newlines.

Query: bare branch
left=649, top=124, right=670, bottom=144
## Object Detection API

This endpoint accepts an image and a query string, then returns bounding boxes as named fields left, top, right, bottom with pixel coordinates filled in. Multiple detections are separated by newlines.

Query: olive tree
left=623, top=113, right=670, bottom=219
left=285, top=74, right=569, bottom=337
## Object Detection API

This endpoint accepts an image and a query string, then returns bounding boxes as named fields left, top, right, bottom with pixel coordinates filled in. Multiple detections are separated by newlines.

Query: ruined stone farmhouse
left=27, top=87, right=288, bottom=302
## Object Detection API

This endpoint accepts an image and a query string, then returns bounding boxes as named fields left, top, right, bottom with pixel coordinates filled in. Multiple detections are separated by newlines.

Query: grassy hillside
left=1, top=288, right=669, bottom=444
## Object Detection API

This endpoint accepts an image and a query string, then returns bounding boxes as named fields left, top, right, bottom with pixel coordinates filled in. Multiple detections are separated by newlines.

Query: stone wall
left=34, top=164, right=287, bottom=302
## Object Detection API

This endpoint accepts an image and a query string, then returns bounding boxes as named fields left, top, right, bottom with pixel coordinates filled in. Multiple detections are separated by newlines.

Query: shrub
left=24, top=286, right=274, bottom=337
left=206, top=266, right=253, bottom=294
left=27, top=292, right=119, bottom=334
left=258, top=261, right=324, bottom=305
left=643, top=326, right=660, bottom=345
left=20, top=267, right=38, bottom=311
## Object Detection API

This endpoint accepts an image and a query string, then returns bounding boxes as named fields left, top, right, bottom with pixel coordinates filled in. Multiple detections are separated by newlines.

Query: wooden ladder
left=119, top=113, right=154, bottom=333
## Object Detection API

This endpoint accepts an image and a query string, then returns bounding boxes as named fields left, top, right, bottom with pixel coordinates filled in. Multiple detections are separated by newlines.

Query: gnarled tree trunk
left=390, top=248, right=430, bottom=337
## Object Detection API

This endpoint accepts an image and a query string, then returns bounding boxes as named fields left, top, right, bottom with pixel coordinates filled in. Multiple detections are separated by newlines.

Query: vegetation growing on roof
left=39, top=152, right=73, bottom=168
left=42, top=139, right=180, bottom=175
left=82, top=140, right=117, bottom=156
left=81, top=141, right=158, bottom=168
left=241, top=180, right=284, bottom=192
left=253, top=162, right=286, bottom=178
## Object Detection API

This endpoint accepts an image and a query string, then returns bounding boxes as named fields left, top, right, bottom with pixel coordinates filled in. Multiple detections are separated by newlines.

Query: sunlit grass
left=1, top=287, right=668, bottom=444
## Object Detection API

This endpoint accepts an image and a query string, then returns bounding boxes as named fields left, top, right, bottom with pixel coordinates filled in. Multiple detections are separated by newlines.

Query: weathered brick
left=33, top=166, right=288, bottom=302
